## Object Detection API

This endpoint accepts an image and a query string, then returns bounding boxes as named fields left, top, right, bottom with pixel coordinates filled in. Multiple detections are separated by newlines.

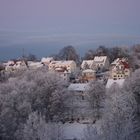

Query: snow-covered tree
left=0, top=68, right=69, bottom=139
left=123, top=69, right=140, bottom=138
left=17, top=112, right=64, bottom=140
left=87, top=81, right=105, bottom=119
left=84, top=84, right=137, bottom=140
left=101, top=84, right=137, bottom=140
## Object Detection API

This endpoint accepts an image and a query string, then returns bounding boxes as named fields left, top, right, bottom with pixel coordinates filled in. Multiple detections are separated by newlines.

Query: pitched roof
left=68, top=83, right=90, bottom=92
left=111, top=58, right=130, bottom=69
left=50, top=60, right=75, bottom=65
left=94, top=56, right=107, bottom=63
left=41, top=57, right=54, bottom=63
left=120, top=61, right=130, bottom=69
left=81, top=60, right=94, bottom=68
left=82, top=69, right=96, bottom=73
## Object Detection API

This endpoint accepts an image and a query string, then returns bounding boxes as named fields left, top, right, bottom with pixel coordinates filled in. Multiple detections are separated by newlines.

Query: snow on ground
left=63, top=123, right=87, bottom=140
left=63, top=121, right=101, bottom=140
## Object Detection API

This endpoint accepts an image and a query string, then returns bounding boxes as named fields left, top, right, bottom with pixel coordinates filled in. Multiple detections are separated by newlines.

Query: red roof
left=120, top=61, right=130, bottom=69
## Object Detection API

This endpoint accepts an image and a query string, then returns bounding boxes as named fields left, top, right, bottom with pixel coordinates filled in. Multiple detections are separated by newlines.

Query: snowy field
left=63, top=123, right=87, bottom=140
left=62, top=121, right=101, bottom=140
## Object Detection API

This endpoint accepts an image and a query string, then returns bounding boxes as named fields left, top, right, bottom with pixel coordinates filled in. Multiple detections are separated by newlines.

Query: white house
left=5, top=60, right=28, bottom=71
left=81, top=69, right=96, bottom=82
left=110, top=58, right=131, bottom=80
left=94, top=56, right=110, bottom=70
left=41, top=57, right=54, bottom=65
left=13, top=61, right=27, bottom=70
left=49, top=60, right=77, bottom=73
left=81, top=56, right=109, bottom=71
left=54, top=67, right=71, bottom=82
left=28, top=61, right=44, bottom=70
left=67, top=83, right=91, bottom=120
left=81, top=60, right=95, bottom=70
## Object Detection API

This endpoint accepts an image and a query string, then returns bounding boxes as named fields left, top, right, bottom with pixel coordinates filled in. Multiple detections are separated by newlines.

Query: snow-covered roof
left=63, top=123, right=86, bottom=140
left=81, top=60, right=94, bottom=67
left=41, top=57, right=54, bottom=63
left=6, top=61, right=15, bottom=65
left=55, top=67, right=63, bottom=71
left=28, top=61, right=43, bottom=68
left=111, top=58, right=128, bottom=65
left=68, top=83, right=89, bottom=92
left=94, top=56, right=107, bottom=63
left=106, top=79, right=125, bottom=88
left=50, top=60, right=75, bottom=66
left=111, top=58, right=120, bottom=65
left=82, top=69, right=96, bottom=73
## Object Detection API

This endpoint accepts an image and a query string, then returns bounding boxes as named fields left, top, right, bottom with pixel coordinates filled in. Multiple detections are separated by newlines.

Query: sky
left=0, top=0, right=140, bottom=60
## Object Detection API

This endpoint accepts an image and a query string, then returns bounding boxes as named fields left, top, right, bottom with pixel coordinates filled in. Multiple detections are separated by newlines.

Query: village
left=0, top=0, right=140, bottom=139
left=0, top=45, right=140, bottom=140
left=1, top=55, right=131, bottom=88
left=0, top=55, right=131, bottom=122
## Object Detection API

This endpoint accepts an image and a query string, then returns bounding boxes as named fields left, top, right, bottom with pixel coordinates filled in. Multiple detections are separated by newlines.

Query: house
left=28, top=61, right=44, bottom=70
left=81, top=69, right=96, bottom=82
left=110, top=58, right=131, bottom=80
left=13, top=60, right=28, bottom=70
left=67, top=83, right=91, bottom=120
left=93, top=56, right=110, bottom=71
left=55, top=67, right=71, bottom=82
left=48, top=60, right=77, bottom=82
left=81, top=60, right=95, bottom=70
left=41, top=57, right=54, bottom=65
left=49, top=60, right=77, bottom=73
left=5, top=60, right=28, bottom=71
left=81, top=56, right=109, bottom=71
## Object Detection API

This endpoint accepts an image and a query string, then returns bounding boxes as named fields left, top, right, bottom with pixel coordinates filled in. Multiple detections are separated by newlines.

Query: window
left=125, top=70, right=128, bottom=73
left=82, top=95, right=84, bottom=100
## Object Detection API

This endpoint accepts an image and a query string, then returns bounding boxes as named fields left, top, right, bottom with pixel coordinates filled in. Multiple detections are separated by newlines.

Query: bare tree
left=58, top=45, right=79, bottom=64
left=84, top=49, right=96, bottom=60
